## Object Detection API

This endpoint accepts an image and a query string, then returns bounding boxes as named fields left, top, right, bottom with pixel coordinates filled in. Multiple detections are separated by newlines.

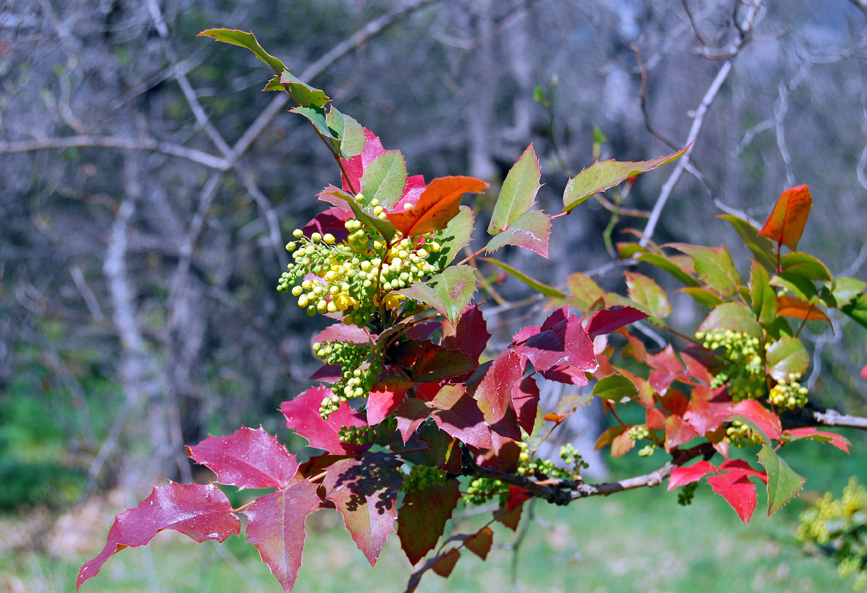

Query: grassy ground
left=4, top=433, right=864, bottom=593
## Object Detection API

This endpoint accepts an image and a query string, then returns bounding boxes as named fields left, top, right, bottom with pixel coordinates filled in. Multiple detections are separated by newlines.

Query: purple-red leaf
left=302, top=207, right=353, bottom=243
left=78, top=483, right=239, bottom=591
left=759, top=185, right=812, bottom=251
left=324, top=454, right=403, bottom=566
left=441, top=305, right=490, bottom=362
left=281, top=386, right=367, bottom=455
left=187, top=427, right=298, bottom=490
left=244, top=480, right=321, bottom=593
left=397, top=478, right=461, bottom=566
left=430, top=384, right=492, bottom=449
left=313, top=323, right=372, bottom=345
left=474, top=349, right=524, bottom=429
left=512, top=376, right=540, bottom=434
left=485, top=210, right=551, bottom=257
left=367, top=378, right=411, bottom=425
left=515, top=309, right=596, bottom=374
left=395, top=398, right=430, bottom=443
left=585, top=307, right=648, bottom=339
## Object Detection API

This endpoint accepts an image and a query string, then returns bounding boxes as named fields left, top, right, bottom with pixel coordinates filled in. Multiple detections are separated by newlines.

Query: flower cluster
left=402, top=464, right=448, bottom=495
left=798, top=478, right=867, bottom=591
left=697, top=329, right=766, bottom=402
left=725, top=420, right=763, bottom=448
left=313, top=340, right=382, bottom=418
left=769, top=372, right=810, bottom=410
left=277, top=194, right=443, bottom=327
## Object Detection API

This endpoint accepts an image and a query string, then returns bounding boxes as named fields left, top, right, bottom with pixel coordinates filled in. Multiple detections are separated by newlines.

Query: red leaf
left=430, top=385, right=492, bottom=449
left=302, top=207, right=353, bottom=243
left=668, top=460, right=717, bottom=490
left=731, top=399, right=782, bottom=441
left=441, top=305, right=491, bottom=361
left=313, top=323, right=372, bottom=345
left=681, top=351, right=715, bottom=385
left=367, top=378, right=411, bottom=425
left=324, top=454, right=403, bottom=566
left=862, top=365, right=867, bottom=380
left=244, top=480, right=321, bottom=593
left=281, top=387, right=368, bottom=455
left=707, top=473, right=757, bottom=523
left=718, top=458, right=768, bottom=484
left=78, top=483, right=239, bottom=591
left=658, top=389, right=690, bottom=417
left=513, top=376, right=540, bottom=434
left=782, top=427, right=851, bottom=453
left=683, top=387, right=732, bottom=436
left=397, top=479, right=461, bottom=566
left=187, top=427, right=299, bottom=490
left=432, top=548, right=461, bottom=577
left=758, top=185, right=812, bottom=251
left=395, top=398, right=430, bottom=443
left=340, top=129, right=385, bottom=192
left=585, top=306, right=648, bottom=339
left=516, top=309, right=596, bottom=374
left=645, top=407, right=666, bottom=430
left=594, top=425, right=628, bottom=450
left=389, top=176, right=488, bottom=236
left=610, top=430, right=635, bottom=457
left=664, top=414, right=699, bottom=452
left=647, top=345, right=685, bottom=395
left=474, top=349, right=524, bottom=429
left=464, top=527, right=494, bottom=560
left=506, top=484, right=533, bottom=510
left=496, top=504, right=524, bottom=531
left=410, top=345, right=477, bottom=383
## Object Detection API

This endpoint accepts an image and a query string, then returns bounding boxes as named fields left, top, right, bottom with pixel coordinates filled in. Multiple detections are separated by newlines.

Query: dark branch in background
left=783, top=402, right=867, bottom=431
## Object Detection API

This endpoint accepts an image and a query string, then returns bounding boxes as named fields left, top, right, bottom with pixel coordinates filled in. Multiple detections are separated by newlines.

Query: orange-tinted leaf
left=464, top=527, right=494, bottom=560
left=759, top=185, right=812, bottom=251
left=594, top=425, right=628, bottom=450
left=432, top=548, right=461, bottom=577
left=389, top=176, right=488, bottom=236
left=776, top=296, right=830, bottom=323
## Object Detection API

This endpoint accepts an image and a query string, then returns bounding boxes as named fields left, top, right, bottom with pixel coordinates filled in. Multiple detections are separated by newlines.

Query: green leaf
left=624, top=272, right=670, bottom=319
left=770, top=273, right=817, bottom=301
left=329, top=191, right=396, bottom=242
left=326, top=107, right=366, bottom=158
left=280, top=70, right=330, bottom=108
left=429, top=266, right=478, bottom=325
left=484, top=209, right=551, bottom=258
left=679, top=287, right=724, bottom=308
left=749, top=261, right=777, bottom=326
left=757, top=444, right=805, bottom=516
left=437, top=206, right=474, bottom=267
left=637, top=252, right=701, bottom=287
left=780, top=252, right=832, bottom=282
left=398, top=281, right=447, bottom=321
left=488, top=144, right=541, bottom=234
left=360, top=151, right=407, bottom=210
left=290, top=105, right=336, bottom=139
left=698, top=302, right=762, bottom=338
left=718, top=214, right=777, bottom=273
left=199, top=29, right=287, bottom=74
left=766, top=337, right=809, bottom=382
left=593, top=375, right=638, bottom=401
left=825, top=277, right=867, bottom=308
left=565, top=272, right=605, bottom=312
left=669, top=244, right=741, bottom=298
left=481, top=258, right=566, bottom=299
left=841, top=293, right=867, bottom=331
left=562, top=145, right=688, bottom=212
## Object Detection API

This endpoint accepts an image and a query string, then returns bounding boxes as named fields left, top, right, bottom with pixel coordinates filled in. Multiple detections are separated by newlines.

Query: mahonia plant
left=78, top=29, right=867, bottom=593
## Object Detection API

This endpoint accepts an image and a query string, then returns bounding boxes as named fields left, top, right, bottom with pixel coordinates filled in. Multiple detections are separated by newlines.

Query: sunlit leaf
left=488, top=144, right=542, bottom=234
left=757, top=443, right=806, bottom=516
left=624, top=271, right=670, bottom=319
left=765, top=336, right=809, bottom=382
left=566, top=272, right=606, bottom=311
left=776, top=296, right=830, bottom=324
left=326, top=107, right=366, bottom=157
left=437, top=206, right=474, bottom=266
left=562, top=145, right=689, bottom=212
left=199, top=29, right=286, bottom=74
left=759, top=185, right=812, bottom=251
left=679, top=287, right=724, bottom=308
left=668, top=244, right=741, bottom=298
left=485, top=209, right=551, bottom=257
left=280, top=70, right=330, bottom=107
left=780, top=252, right=832, bottom=282
left=668, top=460, right=716, bottom=490
left=707, top=473, right=757, bottom=523
left=281, top=386, right=368, bottom=455
left=389, top=176, right=488, bottom=236
left=593, top=374, right=637, bottom=400
left=360, top=151, right=407, bottom=210
left=636, top=252, right=701, bottom=287
left=749, top=261, right=777, bottom=326
left=780, top=427, right=851, bottom=453
left=698, top=302, right=762, bottom=338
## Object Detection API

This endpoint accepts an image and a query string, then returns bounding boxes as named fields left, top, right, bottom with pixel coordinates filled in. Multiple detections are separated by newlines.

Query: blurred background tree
left=0, top=0, right=864, bottom=531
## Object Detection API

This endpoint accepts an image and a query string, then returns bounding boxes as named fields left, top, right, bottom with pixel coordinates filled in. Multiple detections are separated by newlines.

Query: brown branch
left=783, top=402, right=867, bottom=431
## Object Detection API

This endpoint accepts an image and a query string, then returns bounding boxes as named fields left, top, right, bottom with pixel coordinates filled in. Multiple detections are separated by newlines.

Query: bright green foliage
left=798, top=478, right=867, bottom=591
left=402, top=464, right=447, bottom=495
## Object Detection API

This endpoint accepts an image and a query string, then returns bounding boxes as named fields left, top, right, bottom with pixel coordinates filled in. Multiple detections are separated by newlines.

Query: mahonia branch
left=783, top=402, right=867, bottom=431
left=461, top=443, right=715, bottom=506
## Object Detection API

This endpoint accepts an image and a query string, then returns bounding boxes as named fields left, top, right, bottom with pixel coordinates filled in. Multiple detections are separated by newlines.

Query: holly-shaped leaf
left=664, top=414, right=699, bottom=451
left=244, top=480, right=321, bottom=593
left=759, top=185, right=812, bottom=252
left=719, top=214, right=778, bottom=273
left=410, top=346, right=477, bottom=383
left=668, top=460, right=717, bottom=490
left=757, top=443, right=806, bottom=516
left=279, top=70, right=330, bottom=108
left=565, top=272, right=606, bottom=312
left=562, top=145, right=689, bottom=212
left=776, top=296, right=831, bottom=324
left=584, top=307, right=648, bottom=339
left=199, top=29, right=286, bottom=74
left=669, top=244, right=741, bottom=298
left=187, top=427, right=299, bottom=490
left=474, top=349, right=524, bottom=430
left=515, top=309, right=596, bottom=374
left=78, top=483, right=240, bottom=591
left=749, top=261, right=777, bottom=326
left=707, top=472, right=757, bottom=524
left=593, top=374, right=638, bottom=401
left=441, top=305, right=491, bottom=362
left=766, top=336, right=809, bottom=382
left=400, top=266, right=477, bottom=325
left=394, top=398, right=430, bottom=443
left=360, top=151, right=407, bottom=210
left=624, top=271, right=671, bottom=319
left=436, top=205, right=474, bottom=267
left=397, top=478, right=461, bottom=566
left=485, top=209, right=551, bottom=257
left=326, top=107, right=366, bottom=157
left=324, top=454, right=403, bottom=566
left=389, top=176, right=488, bottom=236
left=488, top=144, right=542, bottom=234
left=281, top=386, right=368, bottom=455
left=698, top=302, right=763, bottom=338
left=780, top=427, right=851, bottom=453
left=429, top=384, right=492, bottom=449
left=367, top=378, right=412, bottom=425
